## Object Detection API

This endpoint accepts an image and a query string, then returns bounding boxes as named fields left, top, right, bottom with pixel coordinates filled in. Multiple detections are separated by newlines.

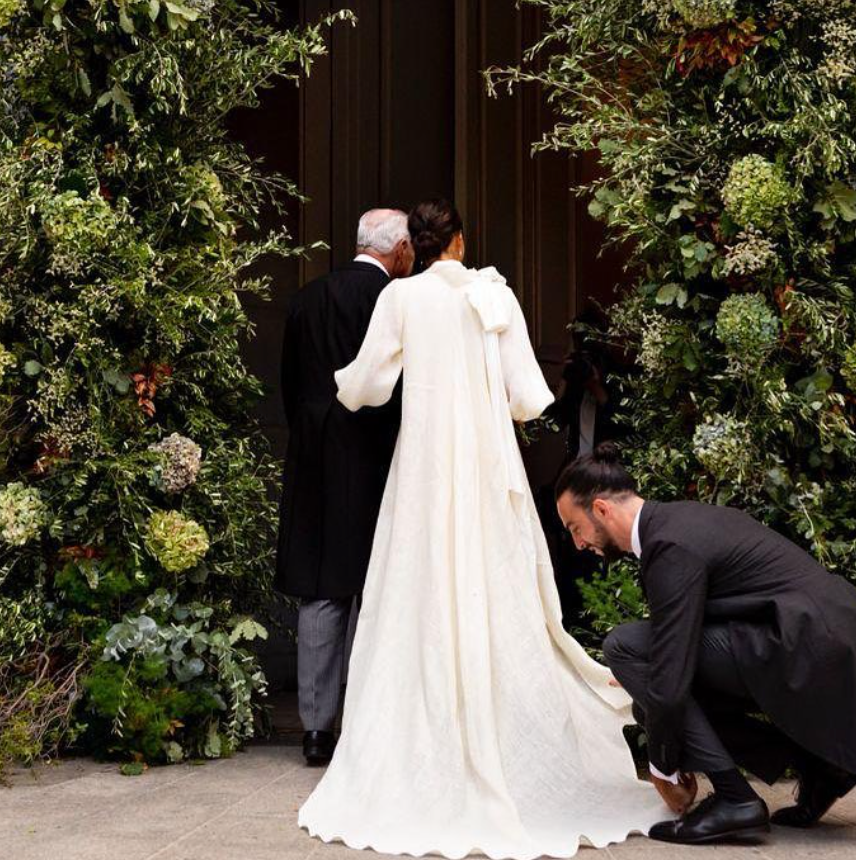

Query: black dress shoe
left=649, top=794, right=770, bottom=845
left=303, top=730, right=336, bottom=765
left=771, top=762, right=856, bottom=828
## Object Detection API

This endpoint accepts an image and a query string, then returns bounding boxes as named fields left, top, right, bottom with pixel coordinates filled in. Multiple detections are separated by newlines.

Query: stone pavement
left=1, top=694, right=855, bottom=860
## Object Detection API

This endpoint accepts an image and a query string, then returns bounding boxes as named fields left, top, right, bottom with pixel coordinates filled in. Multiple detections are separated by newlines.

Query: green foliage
left=491, top=0, right=856, bottom=631
left=0, top=2, right=348, bottom=765
left=576, top=560, right=647, bottom=642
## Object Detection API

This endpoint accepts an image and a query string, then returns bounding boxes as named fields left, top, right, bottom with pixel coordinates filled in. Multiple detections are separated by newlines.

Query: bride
left=298, top=198, right=671, bottom=859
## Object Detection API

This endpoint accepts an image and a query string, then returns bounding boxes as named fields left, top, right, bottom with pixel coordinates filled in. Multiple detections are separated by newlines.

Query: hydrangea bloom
left=0, top=0, right=21, bottom=29
left=721, top=155, right=794, bottom=230
left=692, top=414, right=754, bottom=480
left=715, top=293, right=780, bottom=360
left=0, top=482, right=49, bottom=546
left=40, top=190, right=118, bottom=275
left=672, top=0, right=736, bottom=28
left=841, top=345, right=856, bottom=392
left=149, top=433, right=202, bottom=494
left=145, top=510, right=210, bottom=573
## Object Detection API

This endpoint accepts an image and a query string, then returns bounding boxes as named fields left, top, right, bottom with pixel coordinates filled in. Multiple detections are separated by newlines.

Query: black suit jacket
left=275, top=261, right=401, bottom=599
left=639, top=500, right=856, bottom=776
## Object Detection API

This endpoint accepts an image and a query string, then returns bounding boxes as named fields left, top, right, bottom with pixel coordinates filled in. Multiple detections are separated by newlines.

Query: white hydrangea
left=149, top=433, right=202, bottom=494
left=0, top=482, right=49, bottom=546
left=722, top=228, right=779, bottom=277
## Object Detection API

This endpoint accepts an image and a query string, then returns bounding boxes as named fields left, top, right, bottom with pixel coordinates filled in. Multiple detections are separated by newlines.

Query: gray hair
left=356, top=208, right=409, bottom=255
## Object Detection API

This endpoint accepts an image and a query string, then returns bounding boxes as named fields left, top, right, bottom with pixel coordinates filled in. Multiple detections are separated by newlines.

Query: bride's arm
left=335, top=282, right=403, bottom=411
left=498, top=290, right=554, bottom=422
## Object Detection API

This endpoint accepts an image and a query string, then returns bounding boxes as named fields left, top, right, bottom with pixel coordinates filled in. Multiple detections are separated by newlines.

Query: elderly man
left=276, top=209, right=414, bottom=764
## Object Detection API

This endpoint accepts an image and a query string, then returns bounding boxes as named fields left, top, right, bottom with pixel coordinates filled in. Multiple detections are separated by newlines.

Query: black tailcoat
left=639, top=500, right=856, bottom=776
left=275, top=262, right=400, bottom=599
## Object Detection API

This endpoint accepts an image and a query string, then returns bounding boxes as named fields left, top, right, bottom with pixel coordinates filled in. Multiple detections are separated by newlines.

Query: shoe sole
left=653, top=825, right=771, bottom=845
left=304, top=755, right=332, bottom=766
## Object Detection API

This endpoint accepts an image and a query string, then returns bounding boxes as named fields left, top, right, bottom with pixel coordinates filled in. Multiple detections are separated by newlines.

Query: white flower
left=0, top=482, right=49, bottom=546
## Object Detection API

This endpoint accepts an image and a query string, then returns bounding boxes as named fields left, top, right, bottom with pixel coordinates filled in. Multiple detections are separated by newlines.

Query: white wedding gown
left=298, top=260, right=668, bottom=859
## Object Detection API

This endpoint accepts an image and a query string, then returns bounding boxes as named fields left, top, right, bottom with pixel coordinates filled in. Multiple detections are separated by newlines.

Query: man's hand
left=650, top=772, right=698, bottom=815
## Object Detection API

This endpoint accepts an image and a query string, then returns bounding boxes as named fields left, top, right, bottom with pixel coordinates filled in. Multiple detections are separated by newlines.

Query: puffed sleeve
left=498, top=290, right=554, bottom=422
left=335, top=282, right=403, bottom=412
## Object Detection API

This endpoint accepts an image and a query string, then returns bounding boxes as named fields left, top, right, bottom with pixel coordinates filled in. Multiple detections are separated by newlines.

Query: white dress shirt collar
left=353, top=254, right=389, bottom=277
left=631, top=504, right=643, bottom=560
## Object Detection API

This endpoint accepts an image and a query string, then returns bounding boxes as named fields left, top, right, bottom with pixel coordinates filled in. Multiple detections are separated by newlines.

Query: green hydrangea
left=715, top=293, right=780, bottom=361
left=672, top=0, right=736, bottom=28
left=145, top=510, right=210, bottom=573
left=721, top=155, right=795, bottom=230
left=0, top=483, right=49, bottom=546
left=692, top=414, right=755, bottom=480
left=40, top=190, right=119, bottom=275
left=841, top=344, right=856, bottom=392
left=0, top=344, right=15, bottom=380
left=0, top=0, right=22, bottom=29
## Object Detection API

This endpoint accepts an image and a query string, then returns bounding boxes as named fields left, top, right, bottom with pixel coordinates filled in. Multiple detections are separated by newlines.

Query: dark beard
left=593, top=523, right=624, bottom=564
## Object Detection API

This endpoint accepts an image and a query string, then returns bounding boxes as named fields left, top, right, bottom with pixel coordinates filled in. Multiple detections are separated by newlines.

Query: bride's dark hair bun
left=592, top=441, right=621, bottom=465
left=408, top=198, right=463, bottom=270
left=554, top=441, right=637, bottom=509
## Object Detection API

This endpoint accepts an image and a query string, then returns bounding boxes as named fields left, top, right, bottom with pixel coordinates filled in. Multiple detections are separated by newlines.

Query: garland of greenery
left=490, top=0, right=856, bottom=635
left=0, top=1, right=351, bottom=771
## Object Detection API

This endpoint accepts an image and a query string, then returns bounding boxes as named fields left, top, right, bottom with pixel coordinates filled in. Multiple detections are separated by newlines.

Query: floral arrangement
left=491, top=0, right=856, bottom=639
left=0, top=2, right=349, bottom=771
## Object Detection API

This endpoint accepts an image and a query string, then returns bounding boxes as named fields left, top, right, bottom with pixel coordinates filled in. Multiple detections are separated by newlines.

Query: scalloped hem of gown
left=298, top=817, right=657, bottom=860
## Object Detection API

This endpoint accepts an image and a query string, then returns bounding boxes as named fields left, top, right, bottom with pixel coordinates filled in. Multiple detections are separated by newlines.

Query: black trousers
left=604, top=621, right=801, bottom=783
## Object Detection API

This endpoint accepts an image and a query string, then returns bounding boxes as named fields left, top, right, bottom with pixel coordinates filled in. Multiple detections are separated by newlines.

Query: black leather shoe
left=649, top=794, right=770, bottom=845
left=772, top=762, right=856, bottom=828
left=303, top=730, right=335, bottom=766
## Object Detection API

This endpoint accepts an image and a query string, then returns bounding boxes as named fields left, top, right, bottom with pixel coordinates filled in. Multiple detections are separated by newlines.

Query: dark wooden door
left=239, top=1, right=628, bottom=476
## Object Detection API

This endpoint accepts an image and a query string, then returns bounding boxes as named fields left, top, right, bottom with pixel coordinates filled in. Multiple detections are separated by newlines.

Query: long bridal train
left=298, top=260, right=670, bottom=859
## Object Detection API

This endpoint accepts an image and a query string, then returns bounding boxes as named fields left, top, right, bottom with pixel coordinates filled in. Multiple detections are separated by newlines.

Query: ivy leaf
left=149, top=0, right=160, bottom=20
left=24, top=360, right=43, bottom=376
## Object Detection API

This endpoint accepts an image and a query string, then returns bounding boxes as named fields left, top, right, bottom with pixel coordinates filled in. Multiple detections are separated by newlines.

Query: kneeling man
left=556, top=442, right=856, bottom=845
